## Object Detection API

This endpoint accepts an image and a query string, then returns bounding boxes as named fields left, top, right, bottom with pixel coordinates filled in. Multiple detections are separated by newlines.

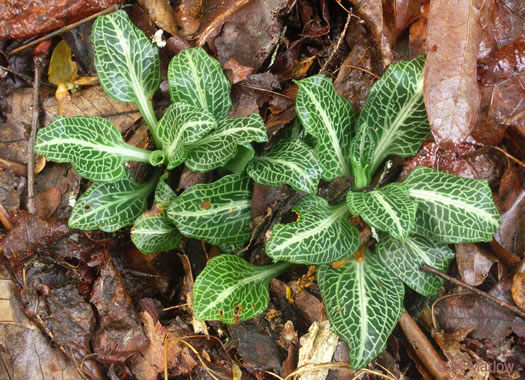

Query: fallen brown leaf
left=511, top=260, right=525, bottom=312
left=456, top=243, right=499, bottom=286
left=129, top=311, right=198, bottom=379
left=423, top=0, right=483, bottom=148
left=7, top=86, right=142, bottom=134
left=138, top=0, right=178, bottom=36
left=0, top=0, right=123, bottom=40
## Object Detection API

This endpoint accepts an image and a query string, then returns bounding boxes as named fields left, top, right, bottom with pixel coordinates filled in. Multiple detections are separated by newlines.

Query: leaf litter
left=0, top=0, right=524, bottom=378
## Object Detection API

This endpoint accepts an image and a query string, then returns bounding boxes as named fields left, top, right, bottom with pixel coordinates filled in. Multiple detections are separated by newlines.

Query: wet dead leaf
left=0, top=268, right=83, bottom=380
left=138, top=0, right=179, bottom=36
left=90, top=257, right=149, bottom=363
left=297, top=320, right=339, bottom=380
left=174, top=0, right=201, bottom=37
left=0, top=0, right=123, bottom=40
left=34, top=186, right=62, bottom=218
left=424, top=0, right=483, bottom=148
left=456, top=243, right=499, bottom=286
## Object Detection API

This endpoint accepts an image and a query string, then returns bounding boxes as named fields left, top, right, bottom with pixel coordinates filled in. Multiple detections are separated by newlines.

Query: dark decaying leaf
left=423, top=0, right=483, bottom=148
left=90, top=257, right=149, bottom=363
left=455, top=243, right=498, bottom=287
left=0, top=0, right=124, bottom=40
left=138, top=0, right=178, bottom=36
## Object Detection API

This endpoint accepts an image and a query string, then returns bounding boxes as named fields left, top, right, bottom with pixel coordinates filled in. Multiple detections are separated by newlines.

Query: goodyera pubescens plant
left=35, top=10, right=502, bottom=369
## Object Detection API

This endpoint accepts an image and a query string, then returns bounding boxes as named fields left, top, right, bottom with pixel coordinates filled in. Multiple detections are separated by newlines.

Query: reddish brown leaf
left=423, top=0, right=483, bottom=148
left=174, top=0, right=201, bottom=38
left=394, top=0, right=427, bottom=32
left=0, top=0, right=123, bottom=40
left=34, top=186, right=62, bottom=218
left=90, top=257, right=149, bottom=363
left=493, top=0, right=525, bottom=48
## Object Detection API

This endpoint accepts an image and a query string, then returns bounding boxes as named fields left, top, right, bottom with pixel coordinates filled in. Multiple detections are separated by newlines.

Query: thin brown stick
left=0, top=202, right=13, bottom=231
left=321, top=11, right=351, bottom=75
left=236, top=83, right=294, bottom=100
left=398, top=310, right=447, bottom=380
left=0, top=65, right=55, bottom=88
left=27, top=56, right=43, bottom=214
left=421, top=264, right=525, bottom=319
left=339, top=64, right=380, bottom=79
left=7, top=4, right=119, bottom=56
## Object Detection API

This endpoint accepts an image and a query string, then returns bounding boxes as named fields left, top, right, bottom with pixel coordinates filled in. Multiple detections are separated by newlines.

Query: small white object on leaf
left=152, top=29, right=166, bottom=48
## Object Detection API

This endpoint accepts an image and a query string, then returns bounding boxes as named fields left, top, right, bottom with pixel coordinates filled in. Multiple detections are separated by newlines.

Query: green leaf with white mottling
left=376, top=234, right=454, bottom=296
left=168, top=174, right=252, bottom=245
left=131, top=207, right=181, bottom=254
left=185, top=113, right=268, bottom=172
left=350, top=56, right=428, bottom=189
left=404, top=166, right=502, bottom=243
left=223, top=144, right=255, bottom=174
left=168, top=47, right=231, bottom=119
left=318, top=250, right=405, bottom=369
left=35, top=116, right=155, bottom=183
left=346, top=183, right=417, bottom=242
left=157, top=102, right=217, bottom=169
left=266, top=196, right=360, bottom=265
left=193, top=255, right=291, bottom=323
left=154, top=172, right=177, bottom=206
left=246, top=138, right=322, bottom=195
left=69, top=171, right=157, bottom=232
left=92, top=10, right=160, bottom=131
left=295, top=75, right=355, bottom=181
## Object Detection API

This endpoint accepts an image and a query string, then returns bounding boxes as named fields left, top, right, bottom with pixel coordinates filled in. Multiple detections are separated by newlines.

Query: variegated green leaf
left=246, top=138, right=322, bottom=195
left=350, top=56, right=428, bottom=189
left=131, top=207, right=181, bottom=254
left=69, top=171, right=157, bottom=232
left=223, top=144, right=255, bottom=174
left=35, top=116, right=156, bottom=183
left=266, top=196, right=360, bottom=265
left=92, top=10, right=161, bottom=135
left=318, top=250, right=405, bottom=369
left=157, top=102, right=217, bottom=169
left=185, top=113, right=268, bottom=172
left=295, top=75, right=355, bottom=181
left=168, top=47, right=231, bottom=119
left=404, top=166, right=502, bottom=243
left=376, top=234, right=454, bottom=296
left=168, top=174, right=252, bottom=245
left=154, top=172, right=177, bottom=206
left=346, top=183, right=417, bottom=242
left=193, top=255, right=291, bottom=323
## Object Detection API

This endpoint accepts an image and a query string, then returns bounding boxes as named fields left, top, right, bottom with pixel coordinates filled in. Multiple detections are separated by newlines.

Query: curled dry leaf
left=423, top=0, right=483, bottom=148
left=297, top=320, right=339, bottom=380
left=455, top=243, right=498, bottom=286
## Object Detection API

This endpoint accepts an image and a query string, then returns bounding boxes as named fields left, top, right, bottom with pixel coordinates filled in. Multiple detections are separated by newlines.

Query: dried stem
left=421, top=264, right=525, bottom=319
left=398, top=310, right=447, bottom=380
left=27, top=56, right=43, bottom=214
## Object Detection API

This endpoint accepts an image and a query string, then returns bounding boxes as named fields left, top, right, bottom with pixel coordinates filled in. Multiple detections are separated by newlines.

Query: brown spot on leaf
left=200, top=200, right=211, bottom=210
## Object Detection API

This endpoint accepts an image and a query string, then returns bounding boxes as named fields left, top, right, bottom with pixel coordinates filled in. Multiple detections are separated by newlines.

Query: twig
left=335, top=64, right=380, bottom=79
left=0, top=202, right=13, bottom=231
left=421, top=264, right=525, bottom=319
left=236, top=83, right=295, bottom=100
left=398, top=310, right=447, bottom=380
left=321, top=11, right=351, bottom=75
left=0, top=65, right=55, bottom=88
left=27, top=56, right=43, bottom=214
left=7, top=4, right=119, bottom=56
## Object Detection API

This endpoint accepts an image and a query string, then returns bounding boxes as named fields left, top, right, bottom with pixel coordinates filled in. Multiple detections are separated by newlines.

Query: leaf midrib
left=173, top=200, right=251, bottom=217
left=301, top=84, right=350, bottom=177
